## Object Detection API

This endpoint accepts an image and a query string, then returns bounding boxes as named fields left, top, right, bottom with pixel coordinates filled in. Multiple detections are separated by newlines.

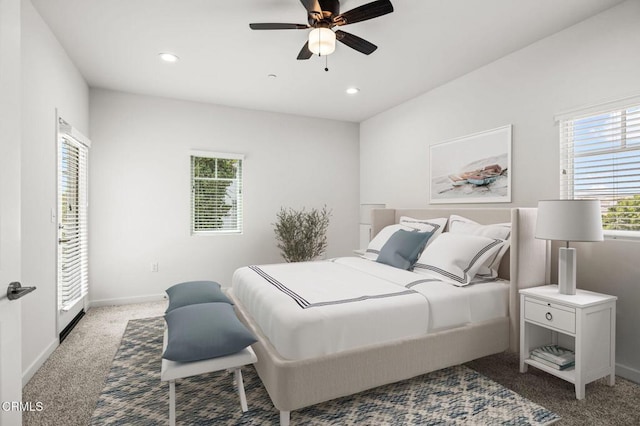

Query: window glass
left=561, top=102, right=640, bottom=233
left=191, top=153, right=243, bottom=234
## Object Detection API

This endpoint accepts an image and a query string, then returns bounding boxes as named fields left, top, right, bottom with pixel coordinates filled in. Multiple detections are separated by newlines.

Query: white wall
left=360, top=0, right=640, bottom=382
left=21, top=0, right=89, bottom=384
left=89, top=89, right=359, bottom=304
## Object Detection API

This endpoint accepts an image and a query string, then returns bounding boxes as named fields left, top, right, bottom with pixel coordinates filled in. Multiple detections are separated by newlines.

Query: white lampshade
left=536, top=199, right=603, bottom=295
left=359, top=203, right=385, bottom=249
left=536, top=199, right=604, bottom=242
left=308, top=28, right=336, bottom=56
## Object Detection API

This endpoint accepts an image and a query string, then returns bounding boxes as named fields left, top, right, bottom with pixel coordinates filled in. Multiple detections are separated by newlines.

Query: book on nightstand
left=530, top=345, right=575, bottom=370
left=530, top=354, right=575, bottom=370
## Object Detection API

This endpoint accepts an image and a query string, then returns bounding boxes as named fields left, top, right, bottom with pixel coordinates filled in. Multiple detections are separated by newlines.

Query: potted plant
left=273, top=205, right=332, bottom=262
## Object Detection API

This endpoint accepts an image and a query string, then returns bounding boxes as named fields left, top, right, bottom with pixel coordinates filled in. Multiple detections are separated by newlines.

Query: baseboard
left=22, top=338, right=58, bottom=387
left=616, top=362, right=640, bottom=384
left=89, top=293, right=166, bottom=308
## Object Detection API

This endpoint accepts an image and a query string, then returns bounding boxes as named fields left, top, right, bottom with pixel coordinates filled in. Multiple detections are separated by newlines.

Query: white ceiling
left=32, top=0, right=624, bottom=122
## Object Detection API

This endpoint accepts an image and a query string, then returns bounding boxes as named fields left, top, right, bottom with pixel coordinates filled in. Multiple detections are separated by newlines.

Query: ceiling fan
left=249, top=0, right=394, bottom=60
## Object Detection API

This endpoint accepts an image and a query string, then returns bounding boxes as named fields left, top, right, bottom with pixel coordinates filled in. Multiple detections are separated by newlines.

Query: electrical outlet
left=151, top=262, right=159, bottom=272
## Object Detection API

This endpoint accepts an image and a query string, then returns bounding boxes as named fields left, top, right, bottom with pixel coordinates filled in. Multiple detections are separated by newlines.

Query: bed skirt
left=232, top=292, right=510, bottom=413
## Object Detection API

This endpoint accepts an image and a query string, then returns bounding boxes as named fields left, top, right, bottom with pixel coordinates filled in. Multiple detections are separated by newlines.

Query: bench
left=160, top=330, right=257, bottom=425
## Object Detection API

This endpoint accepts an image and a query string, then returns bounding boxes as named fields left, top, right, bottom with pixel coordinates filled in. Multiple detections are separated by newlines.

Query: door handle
left=7, top=282, right=37, bottom=300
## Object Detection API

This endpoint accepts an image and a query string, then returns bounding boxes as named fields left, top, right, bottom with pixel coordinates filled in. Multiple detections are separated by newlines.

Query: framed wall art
left=430, top=125, right=512, bottom=204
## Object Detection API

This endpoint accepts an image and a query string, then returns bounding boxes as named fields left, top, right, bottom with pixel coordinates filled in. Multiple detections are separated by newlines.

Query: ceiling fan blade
left=300, top=0, right=322, bottom=16
left=335, top=30, right=377, bottom=55
left=249, top=23, right=309, bottom=30
left=297, top=41, right=313, bottom=60
left=334, top=0, right=394, bottom=26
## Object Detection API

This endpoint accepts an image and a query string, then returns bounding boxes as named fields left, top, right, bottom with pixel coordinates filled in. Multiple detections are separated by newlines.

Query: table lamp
left=359, top=203, right=385, bottom=249
left=535, top=200, right=604, bottom=295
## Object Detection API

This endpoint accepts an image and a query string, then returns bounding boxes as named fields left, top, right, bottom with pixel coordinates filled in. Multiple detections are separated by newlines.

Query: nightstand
left=519, top=285, right=616, bottom=399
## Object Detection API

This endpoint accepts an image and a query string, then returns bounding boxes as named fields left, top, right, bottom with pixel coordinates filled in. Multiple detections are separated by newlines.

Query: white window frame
left=190, top=150, right=244, bottom=235
left=556, top=94, right=640, bottom=240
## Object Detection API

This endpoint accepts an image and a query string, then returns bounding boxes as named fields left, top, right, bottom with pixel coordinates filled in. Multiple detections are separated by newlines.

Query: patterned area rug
left=91, top=317, right=560, bottom=425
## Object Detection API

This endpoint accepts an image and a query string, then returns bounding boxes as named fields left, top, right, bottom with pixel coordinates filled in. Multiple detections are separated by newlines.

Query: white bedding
left=232, top=257, right=509, bottom=360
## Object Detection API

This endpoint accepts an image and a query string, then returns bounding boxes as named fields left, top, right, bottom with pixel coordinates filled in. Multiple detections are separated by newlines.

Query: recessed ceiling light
left=159, top=52, right=179, bottom=63
left=346, top=87, right=360, bottom=95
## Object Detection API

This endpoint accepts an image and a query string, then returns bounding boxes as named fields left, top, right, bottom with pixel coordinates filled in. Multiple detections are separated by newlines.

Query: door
left=0, top=0, right=23, bottom=424
left=56, top=119, right=90, bottom=335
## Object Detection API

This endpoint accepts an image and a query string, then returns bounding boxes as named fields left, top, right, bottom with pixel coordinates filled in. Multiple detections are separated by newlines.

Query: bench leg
left=169, top=380, right=176, bottom=426
left=280, top=410, right=290, bottom=426
left=234, top=368, right=248, bottom=412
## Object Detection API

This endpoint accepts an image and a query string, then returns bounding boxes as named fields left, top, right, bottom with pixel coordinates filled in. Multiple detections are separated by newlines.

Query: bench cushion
left=165, top=280, right=232, bottom=313
left=162, top=302, right=256, bottom=362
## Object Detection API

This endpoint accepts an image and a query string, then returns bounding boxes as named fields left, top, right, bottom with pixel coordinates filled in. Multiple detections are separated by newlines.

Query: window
left=191, top=151, right=243, bottom=234
left=558, top=97, right=640, bottom=235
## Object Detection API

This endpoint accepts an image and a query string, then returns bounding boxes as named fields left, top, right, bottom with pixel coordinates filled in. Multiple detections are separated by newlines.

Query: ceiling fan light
left=308, top=28, right=336, bottom=56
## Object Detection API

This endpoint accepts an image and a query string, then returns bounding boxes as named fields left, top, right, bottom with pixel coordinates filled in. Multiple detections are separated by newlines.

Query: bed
left=230, top=208, right=548, bottom=425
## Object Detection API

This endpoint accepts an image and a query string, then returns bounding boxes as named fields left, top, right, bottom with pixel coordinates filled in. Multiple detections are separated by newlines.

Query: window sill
left=604, top=230, right=640, bottom=242
left=191, top=231, right=243, bottom=236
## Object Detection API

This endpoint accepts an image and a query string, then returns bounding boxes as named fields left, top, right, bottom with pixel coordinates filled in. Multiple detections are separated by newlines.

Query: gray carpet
left=23, top=302, right=640, bottom=425
left=22, top=301, right=167, bottom=426
left=467, top=353, right=640, bottom=425
left=91, top=317, right=559, bottom=425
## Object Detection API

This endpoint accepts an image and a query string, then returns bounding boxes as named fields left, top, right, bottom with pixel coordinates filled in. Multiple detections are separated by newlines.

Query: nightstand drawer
left=524, top=298, right=576, bottom=333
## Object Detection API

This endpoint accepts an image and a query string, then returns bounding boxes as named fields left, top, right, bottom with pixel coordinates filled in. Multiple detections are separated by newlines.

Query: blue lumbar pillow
left=163, top=302, right=257, bottom=362
left=165, top=280, right=232, bottom=313
left=376, top=229, right=434, bottom=270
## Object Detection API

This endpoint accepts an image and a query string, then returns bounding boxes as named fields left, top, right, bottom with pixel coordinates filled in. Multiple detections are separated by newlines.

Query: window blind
left=57, top=132, right=89, bottom=311
left=191, top=152, right=243, bottom=234
left=559, top=100, right=640, bottom=233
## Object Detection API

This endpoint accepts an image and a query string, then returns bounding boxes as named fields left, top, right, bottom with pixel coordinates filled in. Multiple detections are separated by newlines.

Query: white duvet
left=232, top=257, right=508, bottom=360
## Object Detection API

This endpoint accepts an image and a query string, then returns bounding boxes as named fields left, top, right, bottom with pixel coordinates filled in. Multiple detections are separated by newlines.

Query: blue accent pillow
left=376, top=229, right=434, bottom=270
left=165, top=280, right=232, bottom=313
left=162, top=302, right=257, bottom=362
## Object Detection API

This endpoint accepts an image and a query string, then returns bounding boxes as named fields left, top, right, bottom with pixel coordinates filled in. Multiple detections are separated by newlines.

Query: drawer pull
left=545, top=312, right=553, bottom=321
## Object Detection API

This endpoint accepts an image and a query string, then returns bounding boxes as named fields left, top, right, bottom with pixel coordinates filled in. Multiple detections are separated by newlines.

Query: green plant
left=273, top=206, right=332, bottom=262
left=602, top=194, right=640, bottom=231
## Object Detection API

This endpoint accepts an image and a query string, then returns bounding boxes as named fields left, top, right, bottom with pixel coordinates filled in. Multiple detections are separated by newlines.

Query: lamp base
left=558, top=247, right=576, bottom=295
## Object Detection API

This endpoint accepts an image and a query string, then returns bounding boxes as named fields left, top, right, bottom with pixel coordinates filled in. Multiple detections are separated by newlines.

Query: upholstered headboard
left=370, top=208, right=549, bottom=352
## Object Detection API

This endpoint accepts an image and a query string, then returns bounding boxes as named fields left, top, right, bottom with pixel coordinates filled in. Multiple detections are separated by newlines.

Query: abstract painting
left=430, top=125, right=512, bottom=204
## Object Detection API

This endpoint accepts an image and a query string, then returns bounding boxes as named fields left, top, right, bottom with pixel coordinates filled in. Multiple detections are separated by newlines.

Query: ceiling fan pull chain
left=325, top=55, right=329, bottom=72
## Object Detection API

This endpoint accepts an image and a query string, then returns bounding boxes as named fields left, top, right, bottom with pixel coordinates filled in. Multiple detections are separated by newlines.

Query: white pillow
left=413, top=233, right=507, bottom=286
left=399, top=216, right=447, bottom=248
left=363, top=217, right=447, bottom=261
left=448, top=215, right=511, bottom=278
left=448, top=215, right=511, bottom=239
